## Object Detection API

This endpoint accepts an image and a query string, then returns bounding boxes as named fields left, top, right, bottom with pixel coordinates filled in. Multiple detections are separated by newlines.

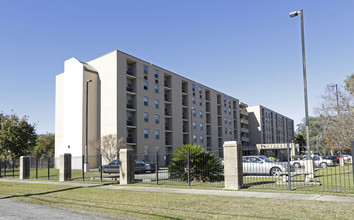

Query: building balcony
left=126, top=137, right=136, bottom=145
left=126, top=103, right=135, bottom=109
left=241, top=128, right=249, bottom=133
left=126, top=87, right=135, bottom=93
left=241, top=137, right=250, bottom=142
left=240, top=109, right=248, bottom=116
left=240, top=118, right=249, bottom=125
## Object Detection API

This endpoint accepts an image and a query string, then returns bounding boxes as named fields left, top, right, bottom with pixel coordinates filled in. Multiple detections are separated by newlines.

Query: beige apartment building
left=55, top=50, right=253, bottom=167
left=247, top=105, right=294, bottom=146
left=55, top=50, right=293, bottom=168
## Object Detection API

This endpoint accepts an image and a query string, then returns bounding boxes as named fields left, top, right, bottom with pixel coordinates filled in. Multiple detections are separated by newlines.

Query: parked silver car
left=243, top=156, right=295, bottom=176
left=290, top=156, right=334, bottom=168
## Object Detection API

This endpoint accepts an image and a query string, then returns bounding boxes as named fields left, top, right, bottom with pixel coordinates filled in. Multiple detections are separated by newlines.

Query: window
left=229, top=108, right=231, bottom=114
left=229, top=119, right=232, bottom=125
left=224, top=117, right=227, bottom=124
left=224, top=96, right=226, bottom=103
left=144, top=113, right=149, bottom=122
left=193, top=134, right=197, bottom=143
left=144, top=81, right=148, bottom=90
left=143, top=65, right=148, bottom=74
left=144, top=129, right=149, bottom=138
left=200, top=123, right=203, bottom=131
left=199, top=99, right=202, bottom=106
left=229, top=129, right=232, bottom=135
left=144, top=97, right=148, bottom=106
left=199, top=87, right=202, bottom=94
left=155, top=100, right=159, bottom=109
left=200, top=135, right=203, bottom=143
left=154, top=69, right=159, bottom=78
left=228, top=98, right=231, bottom=105
left=193, top=122, right=196, bottom=130
left=155, top=130, right=160, bottom=139
left=199, top=111, right=203, bottom=118
left=155, top=115, right=159, bottom=124
left=192, top=109, right=196, bottom=117
left=224, top=107, right=226, bottom=113
left=154, top=84, right=159, bottom=93
left=225, top=128, right=227, bottom=134
left=192, top=97, right=195, bottom=104
left=192, top=84, right=195, bottom=91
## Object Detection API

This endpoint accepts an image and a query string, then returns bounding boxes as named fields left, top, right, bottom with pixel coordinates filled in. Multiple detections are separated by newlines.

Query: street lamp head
left=289, top=10, right=301, bottom=18
left=87, top=79, right=92, bottom=83
left=191, top=107, right=195, bottom=110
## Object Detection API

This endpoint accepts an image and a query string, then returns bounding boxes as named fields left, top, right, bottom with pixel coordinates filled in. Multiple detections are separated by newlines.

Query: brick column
left=223, top=141, right=243, bottom=190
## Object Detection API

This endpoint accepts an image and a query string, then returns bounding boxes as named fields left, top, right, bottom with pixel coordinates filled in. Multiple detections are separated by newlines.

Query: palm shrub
left=168, top=144, right=223, bottom=182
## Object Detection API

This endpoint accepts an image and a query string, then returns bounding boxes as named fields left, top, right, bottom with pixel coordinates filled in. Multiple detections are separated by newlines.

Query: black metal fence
left=134, top=150, right=224, bottom=187
left=1, top=144, right=352, bottom=194
left=242, top=144, right=354, bottom=193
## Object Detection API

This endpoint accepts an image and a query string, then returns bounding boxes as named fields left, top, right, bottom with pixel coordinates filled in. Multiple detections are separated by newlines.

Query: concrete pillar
left=339, top=157, right=345, bottom=167
left=119, top=148, right=134, bottom=185
left=223, top=141, right=243, bottom=190
left=19, top=156, right=30, bottom=179
left=59, top=153, right=72, bottom=181
left=305, top=159, right=314, bottom=178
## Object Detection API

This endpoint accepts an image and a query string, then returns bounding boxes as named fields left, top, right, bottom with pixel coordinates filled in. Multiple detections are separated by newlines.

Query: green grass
left=0, top=182, right=353, bottom=219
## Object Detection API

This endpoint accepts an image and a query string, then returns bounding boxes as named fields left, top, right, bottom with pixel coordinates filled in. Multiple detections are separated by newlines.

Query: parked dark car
left=101, top=160, right=147, bottom=174
left=135, top=160, right=156, bottom=173
left=322, top=155, right=339, bottom=165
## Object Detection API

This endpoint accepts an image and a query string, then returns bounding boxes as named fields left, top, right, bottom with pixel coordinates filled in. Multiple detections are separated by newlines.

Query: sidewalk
left=1, top=179, right=354, bottom=203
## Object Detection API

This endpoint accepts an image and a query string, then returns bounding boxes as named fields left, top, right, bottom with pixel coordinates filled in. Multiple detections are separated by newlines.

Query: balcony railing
left=127, top=137, right=135, bottom=143
left=126, top=87, right=134, bottom=92
left=126, top=103, right=134, bottom=109
left=127, top=120, right=134, bottom=126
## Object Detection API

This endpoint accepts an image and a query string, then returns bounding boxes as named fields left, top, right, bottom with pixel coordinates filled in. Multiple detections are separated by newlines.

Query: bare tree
left=315, top=84, right=354, bottom=153
left=90, top=134, right=125, bottom=163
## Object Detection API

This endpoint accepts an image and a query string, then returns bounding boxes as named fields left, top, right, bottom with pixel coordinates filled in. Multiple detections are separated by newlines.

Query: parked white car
left=243, top=156, right=295, bottom=176
left=342, top=154, right=352, bottom=163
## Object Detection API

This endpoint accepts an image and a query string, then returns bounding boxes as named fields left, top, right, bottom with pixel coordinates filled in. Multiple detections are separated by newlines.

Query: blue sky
left=1, top=0, right=353, bottom=134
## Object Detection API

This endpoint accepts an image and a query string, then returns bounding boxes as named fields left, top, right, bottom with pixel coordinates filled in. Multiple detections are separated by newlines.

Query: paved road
left=0, top=199, right=111, bottom=220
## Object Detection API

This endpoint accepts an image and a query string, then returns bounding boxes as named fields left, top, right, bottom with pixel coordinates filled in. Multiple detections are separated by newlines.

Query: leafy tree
left=0, top=113, right=37, bottom=159
left=90, top=134, right=125, bottom=163
left=34, top=133, right=55, bottom=158
left=168, top=144, right=223, bottom=182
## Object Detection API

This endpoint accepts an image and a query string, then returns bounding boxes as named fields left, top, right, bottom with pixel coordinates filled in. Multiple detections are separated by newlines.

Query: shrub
left=168, top=144, right=223, bottom=182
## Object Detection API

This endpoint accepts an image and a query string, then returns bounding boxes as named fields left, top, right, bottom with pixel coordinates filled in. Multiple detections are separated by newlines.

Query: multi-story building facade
left=55, top=50, right=251, bottom=167
left=246, top=105, right=294, bottom=146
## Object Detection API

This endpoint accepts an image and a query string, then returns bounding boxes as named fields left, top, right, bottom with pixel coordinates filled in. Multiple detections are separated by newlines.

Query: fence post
left=287, top=143, right=291, bottom=191
left=0, top=158, right=2, bottom=177
left=48, top=158, right=50, bottom=180
left=4, top=160, right=6, bottom=178
left=35, top=157, right=38, bottom=179
left=156, top=150, right=159, bottom=185
left=100, top=154, right=102, bottom=182
left=12, top=158, right=15, bottom=178
left=82, top=155, right=85, bottom=181
left=187, top=149, right=190, bottom=186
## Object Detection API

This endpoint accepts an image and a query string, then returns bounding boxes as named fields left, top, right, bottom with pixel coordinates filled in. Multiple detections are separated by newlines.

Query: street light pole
left=190, top=107, right=195, bottom=145
left=85, top=79, right=92, bottom=172
left=330, top=84, right=341, bottom=156
left=290, top=9, right=311, bottom=159
left=330, top=84, right=339, bottom=115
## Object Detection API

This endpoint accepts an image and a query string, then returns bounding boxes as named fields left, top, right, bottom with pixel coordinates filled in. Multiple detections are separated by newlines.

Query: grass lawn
left=0, top=182, right=353, bottom=219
